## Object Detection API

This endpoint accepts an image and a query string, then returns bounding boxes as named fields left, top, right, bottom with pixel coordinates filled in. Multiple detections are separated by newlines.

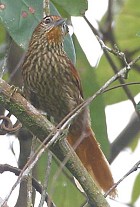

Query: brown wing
left=65, top=58, right=84, bottom=99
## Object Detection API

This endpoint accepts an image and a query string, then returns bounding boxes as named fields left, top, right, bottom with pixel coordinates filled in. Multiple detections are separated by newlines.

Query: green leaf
left=50, top=2, right=76, bottom=63
left=131, top=173, right=140, bottom=204
left=129, top=135, right=139, bottom=152
left=64, top=34, right=76, bottom=65
left=0, top=0, right=43, bottom=49
left=38, top=153, right=85, bottom=207
left=0, top=23, right=5, bottom=43
left=51, top=0, right=88, bottom=16
left=114, top=0, right=140, bottom=101
left=0, top=1, right=75, bottom=63
left=136, top=101, right=140, bottom=111
left=97, top=58, right=140, bottom=105
left=96, top=0, right=140, bottom=105
left=115, top=0, right=140, bottom=50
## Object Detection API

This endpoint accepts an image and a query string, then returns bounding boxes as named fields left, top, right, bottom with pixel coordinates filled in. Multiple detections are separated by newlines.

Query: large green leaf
left=129, top=132, right=140, bottom=152
left=37, top=153, right=85, bottom=207
left=0, top=0, right=43, bottom=49
left=95, top=0, right=140, bottom=105
left=50, top=2, right=76, bottom=64
left=131, top=173, right=140, bottom=205
left=115, top=0, right=140, bottom=50
left=52, top=0, right=88, bottom=16
left=0, top=23, right=5, bottom=43
left=136, top=101, right=140, bottom=111
left=0, top=0, right=75, bottom=63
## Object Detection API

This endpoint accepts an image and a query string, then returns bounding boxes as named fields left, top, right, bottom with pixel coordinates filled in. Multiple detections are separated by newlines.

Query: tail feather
left=68, top=126, right=117, bottom=197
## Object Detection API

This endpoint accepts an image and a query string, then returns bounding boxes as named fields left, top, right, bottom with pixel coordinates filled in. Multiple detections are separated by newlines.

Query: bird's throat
left=46, top=26, right=63, bottom=44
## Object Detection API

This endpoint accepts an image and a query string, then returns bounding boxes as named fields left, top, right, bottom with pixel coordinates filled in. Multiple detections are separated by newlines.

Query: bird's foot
left=9, top=85, right=23, bottom=99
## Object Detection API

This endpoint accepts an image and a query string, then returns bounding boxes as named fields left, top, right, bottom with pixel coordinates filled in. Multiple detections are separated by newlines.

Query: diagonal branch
left=104, top=160, right=140, bottom=197
left=0, top=164, right=56, bottom=207
left=0, top=78, right=110, bottom=207
left=0, top=53, right=139, bottom=206
left=84, top=15, right=140, bottom=119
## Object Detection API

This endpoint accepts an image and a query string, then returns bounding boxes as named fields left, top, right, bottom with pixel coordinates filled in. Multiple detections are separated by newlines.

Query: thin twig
left=49, top=146, right=73, bottom=201
left=96, top=36, right=130, bottom=71
left=27, top=137, right=37, bottom=207
left=0, top=164, right=56, bottom=207
left=0, top=40, right=12, bottom=78
left=43, top=0, right=50, bottom=17
left=97, top=35, right=140, bottom=118
left=84, top=15, right=140, bottom=118
left=104, top=160, right=140, bottom=197
left=0, top=52, right=138, bottom=206
left=0, top=51, right=140, bottom=206
left=53, top=157, right=74, bottom=183
left=3, top=53, right=139, bottom=205
left=0, top=111, right=79, bottom=206
left=0, top=78, right=111, bottom=207
left=49, top=126, right=91, bottom=200
left=39, top=150, right=52, bottom=207
left=27, top=173, right=32, bottom=207
left=103, top=81, right=140, bottom=93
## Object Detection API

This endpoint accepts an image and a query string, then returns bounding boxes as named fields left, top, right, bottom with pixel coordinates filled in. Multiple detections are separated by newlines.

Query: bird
left=21, top=15, right=116, bottom=197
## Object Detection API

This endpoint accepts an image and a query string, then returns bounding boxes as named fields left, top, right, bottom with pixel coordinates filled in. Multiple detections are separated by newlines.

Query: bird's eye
left=43, top=16, right=52, bottom=24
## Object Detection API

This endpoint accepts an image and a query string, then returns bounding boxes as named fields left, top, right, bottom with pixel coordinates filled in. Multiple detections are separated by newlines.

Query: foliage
left=0, top=0, right=140, bottom=206
left=131, top=173, right=140, bottom=205
left=0, top=0, right=43, bottom=49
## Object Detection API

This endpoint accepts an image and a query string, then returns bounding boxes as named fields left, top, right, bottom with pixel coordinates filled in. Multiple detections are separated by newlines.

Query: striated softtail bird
left=21, top=15, right=116, bottom=197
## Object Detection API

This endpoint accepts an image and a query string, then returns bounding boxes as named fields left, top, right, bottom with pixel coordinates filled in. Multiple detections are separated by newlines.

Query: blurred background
left=0, top=0, right=140, bottom=206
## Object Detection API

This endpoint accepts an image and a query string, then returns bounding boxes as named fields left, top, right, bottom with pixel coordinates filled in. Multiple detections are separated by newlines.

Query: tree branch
left=43, top=0, right=50, bottom=16
left=0, top=50, right=139, bottom=206
left=104, top=160, right=140, bottom=197
left=0, top=164, right=56, bottom=207
left=0, top=78, right=110, bottom=207
left=84, top=16, right=140, bottom=118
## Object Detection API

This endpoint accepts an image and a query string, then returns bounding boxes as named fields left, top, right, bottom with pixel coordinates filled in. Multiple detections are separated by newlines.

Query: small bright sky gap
left=71, top=0, right=108, bottom=67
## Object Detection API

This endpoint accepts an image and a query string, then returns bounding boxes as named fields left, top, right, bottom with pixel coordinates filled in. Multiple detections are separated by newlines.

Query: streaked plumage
left=22, top=15, right=116, bottom=197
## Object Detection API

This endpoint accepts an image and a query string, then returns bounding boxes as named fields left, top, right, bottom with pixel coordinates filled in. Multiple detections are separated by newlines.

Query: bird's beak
left=53, top=18, right=69, bottom=35
left=54, top=18, right=65, bottom=27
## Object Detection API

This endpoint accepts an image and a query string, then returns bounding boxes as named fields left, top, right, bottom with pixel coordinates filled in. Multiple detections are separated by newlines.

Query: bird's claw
left=9, top=85, right=23, bottom=99
left=59, top=127, right=69, bottom=141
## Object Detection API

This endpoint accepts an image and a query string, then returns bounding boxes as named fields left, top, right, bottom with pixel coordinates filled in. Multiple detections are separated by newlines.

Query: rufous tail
left=68, top=126, right=117, bottom=197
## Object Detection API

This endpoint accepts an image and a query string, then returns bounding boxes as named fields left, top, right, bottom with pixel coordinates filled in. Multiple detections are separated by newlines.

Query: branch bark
left=0, top=164, right=56, bottom=207
left=0, top=78, right=110, bottom=207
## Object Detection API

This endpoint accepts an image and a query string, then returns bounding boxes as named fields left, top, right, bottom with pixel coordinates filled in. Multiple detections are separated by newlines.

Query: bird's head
left=33, top=15, right=69, bottom=45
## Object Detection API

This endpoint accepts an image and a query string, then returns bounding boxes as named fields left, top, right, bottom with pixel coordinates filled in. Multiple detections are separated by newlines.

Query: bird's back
left=22, top=38, right=83, bottom=124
